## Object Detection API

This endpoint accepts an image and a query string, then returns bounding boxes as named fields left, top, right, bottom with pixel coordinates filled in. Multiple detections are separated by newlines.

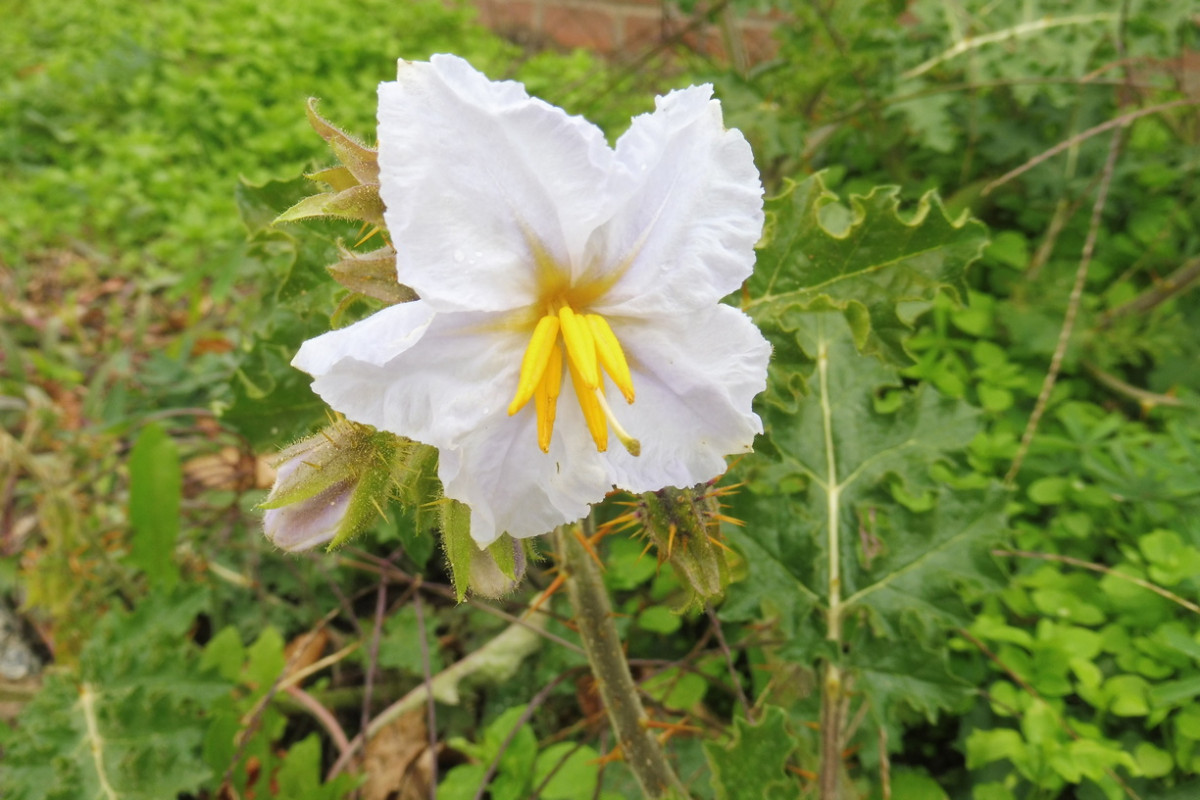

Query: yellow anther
left=586, top=314, right=635, bottom=404
left=558, top=306, right=599, bottom=390
left=535, top=344, right=563, bottom=452
left=508, top=314, right=560, bottom=416
left=567, top=357, right=607, bottom=452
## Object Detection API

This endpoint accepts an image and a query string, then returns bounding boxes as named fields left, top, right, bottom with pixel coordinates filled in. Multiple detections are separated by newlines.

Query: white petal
left=293, top=301, right=525, bottom=448
left=293, top=301, right=619, bottom=546
left=585, top=85, right=763, bottom=316
left=601, top=303, right=770, bottom=493
left=378, top=55, right=615, bottom=313
left=438, top=400, right=610, bottom=546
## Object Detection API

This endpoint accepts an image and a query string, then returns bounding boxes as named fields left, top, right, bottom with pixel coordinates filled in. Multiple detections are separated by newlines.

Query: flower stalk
left=552, top=522, right=688, bottom=800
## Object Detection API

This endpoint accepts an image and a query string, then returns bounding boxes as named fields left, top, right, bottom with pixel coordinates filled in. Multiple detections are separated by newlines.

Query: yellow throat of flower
left=507, top=305, right=640, bottom=456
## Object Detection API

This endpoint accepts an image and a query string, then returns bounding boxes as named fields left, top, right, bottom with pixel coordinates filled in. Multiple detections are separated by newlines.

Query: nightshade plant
left=4, top=2, right=1196, bottom=798
left=260, top=53, right=994, bottom=798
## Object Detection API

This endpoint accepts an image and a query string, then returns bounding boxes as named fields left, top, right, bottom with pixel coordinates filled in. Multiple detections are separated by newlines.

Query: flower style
left=293, top=54, right=770, bottom=547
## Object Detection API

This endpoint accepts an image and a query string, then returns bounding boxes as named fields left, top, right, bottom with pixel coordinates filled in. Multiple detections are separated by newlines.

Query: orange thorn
left=666, top=523, right=677, bottom=559
left=706, top=535, right=735, bottom=554
left=528, top=572, right=566, bottom=615
left=573, top=527, right=606, bottom=572
left=354, top=225, right=383, bottom=247
left=589, top=745, right=625, bottom=767
left=637, top=541, right=655, bottom=563
left=786, top=765, right=818, bottom=781
left=642, top=719, right=704, bottom=735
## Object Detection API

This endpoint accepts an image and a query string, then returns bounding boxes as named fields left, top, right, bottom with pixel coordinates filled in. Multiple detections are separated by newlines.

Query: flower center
left=507, top=304, right=640, bottom=456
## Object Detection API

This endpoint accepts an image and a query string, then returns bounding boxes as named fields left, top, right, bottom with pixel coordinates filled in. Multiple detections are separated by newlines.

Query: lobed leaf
left=747, top=172, right=986, bottom=367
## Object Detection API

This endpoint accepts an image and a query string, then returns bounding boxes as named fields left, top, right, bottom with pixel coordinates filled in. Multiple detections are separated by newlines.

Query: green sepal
left=391, top=440, right=439, bottom=507
left=305, top=98, right=379, bottom=185
left=488, top=534, right=518, bottom=581
left=326, top=433, right=397, bottom=550
left=307, top=165, right=357, bottom=192
left=328, top=244, right=418, bottom=305
left=274, top=184, right=384, bottom=227
left=257, top=422, right=376, bottom=510
left=440, top=498, right=474, bottom=602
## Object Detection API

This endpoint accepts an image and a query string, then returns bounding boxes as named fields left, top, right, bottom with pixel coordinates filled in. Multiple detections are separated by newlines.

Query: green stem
left=553, top=523, right=689, bottom=799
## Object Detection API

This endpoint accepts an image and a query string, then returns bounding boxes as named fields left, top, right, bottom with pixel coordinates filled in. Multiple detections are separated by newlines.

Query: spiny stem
left=553, top=523, right=689, bottom=799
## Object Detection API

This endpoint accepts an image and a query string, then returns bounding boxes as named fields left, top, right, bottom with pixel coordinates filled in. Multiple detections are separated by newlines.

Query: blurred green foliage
left=2, top=0, right=1199, bottom=798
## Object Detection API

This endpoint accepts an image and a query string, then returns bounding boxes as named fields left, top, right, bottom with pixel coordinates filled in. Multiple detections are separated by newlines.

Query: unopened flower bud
left=260, top=421, right=387, bottom=552
left=633, top=483, right=735, bottom=610
left=264, top=479, right=355, bottom=552
left=468, top=536, right=528, bottom=599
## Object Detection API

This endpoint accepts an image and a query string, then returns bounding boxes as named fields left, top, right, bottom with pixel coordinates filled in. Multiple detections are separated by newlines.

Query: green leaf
left=876, top=768, right=950, bottom=799
left=127, top=422, right=181, bottom=591
left=851, top=639, right=976, bottom=726
left=377, top=606, right=444, bottom=676
left=0, top=589, right=227, bottom=800
left=704, top=706, right=799, bottom=800
left=730, top=312, right=1003, bottom=641
left=726, top=311, right=1006, bottom=731
left=274, top=735, right=360, bottom=799
left=748, top=173, right=987, bottom=367
left=533, top=743, right=601, bottom=800
left=222, top=176, right=348, bottom=448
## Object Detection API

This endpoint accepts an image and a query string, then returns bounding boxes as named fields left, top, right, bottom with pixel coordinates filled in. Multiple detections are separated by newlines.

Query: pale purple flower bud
left=468, top=537, right=528, bottom=599
left=263, top=478, right=355, bottom=552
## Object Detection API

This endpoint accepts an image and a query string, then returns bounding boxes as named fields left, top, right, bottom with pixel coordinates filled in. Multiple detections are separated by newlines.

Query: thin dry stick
left=531, top=740, right=590, bottom=800
left=993, top=549, right=1200, bottom=615
left=361, top=576, right=389, bottom=740
left=1082, top=360, right=1184, bottom=409
left=339, top=553, right=585, bottom=655
left=879, top=725, right=890, bottom=800
left=901, top=13, right=1117, bottom=80
left=326, top=584, right=558, bottom=781
left=277, top=642, right=361, bottom=694
left=413, top=587, right=439, bottom=800
left=982, top=98, right=1194, bottom=196
left=1097, top=257, right=1200, bottom=328
left=705, top=604, right=754, bottom=724
left=1005, top=127, right=1125, bottom=486
left=285, top=685, right=352, bottom=756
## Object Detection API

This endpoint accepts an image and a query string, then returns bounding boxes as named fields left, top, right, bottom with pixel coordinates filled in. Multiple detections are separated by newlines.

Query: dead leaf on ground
left=360, top=707, right=437, bottom=800
left=283, top=628, right=329, bottom=680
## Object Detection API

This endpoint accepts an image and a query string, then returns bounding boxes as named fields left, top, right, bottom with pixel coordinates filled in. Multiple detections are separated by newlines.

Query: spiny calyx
left=508, top=305, right=639, bottom=456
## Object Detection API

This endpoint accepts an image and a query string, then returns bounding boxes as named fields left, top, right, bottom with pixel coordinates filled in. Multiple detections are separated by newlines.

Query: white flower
left=293, top=54, right=770, bottom=547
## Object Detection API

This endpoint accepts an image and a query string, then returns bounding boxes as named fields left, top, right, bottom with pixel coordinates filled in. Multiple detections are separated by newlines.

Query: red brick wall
left=471, top=0, right=780, bottom=65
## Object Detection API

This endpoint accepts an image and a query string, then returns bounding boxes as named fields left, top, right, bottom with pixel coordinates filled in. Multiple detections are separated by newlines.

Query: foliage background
left=1, top=0, right=1198, bottom=798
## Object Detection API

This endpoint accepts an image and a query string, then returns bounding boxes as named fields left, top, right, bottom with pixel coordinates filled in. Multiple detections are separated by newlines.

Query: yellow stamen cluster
left=508, top=306, right=639, bottom=455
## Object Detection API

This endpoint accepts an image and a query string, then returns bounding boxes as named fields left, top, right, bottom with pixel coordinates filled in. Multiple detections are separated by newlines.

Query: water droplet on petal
left=453, top=249, right=465, bottom=263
